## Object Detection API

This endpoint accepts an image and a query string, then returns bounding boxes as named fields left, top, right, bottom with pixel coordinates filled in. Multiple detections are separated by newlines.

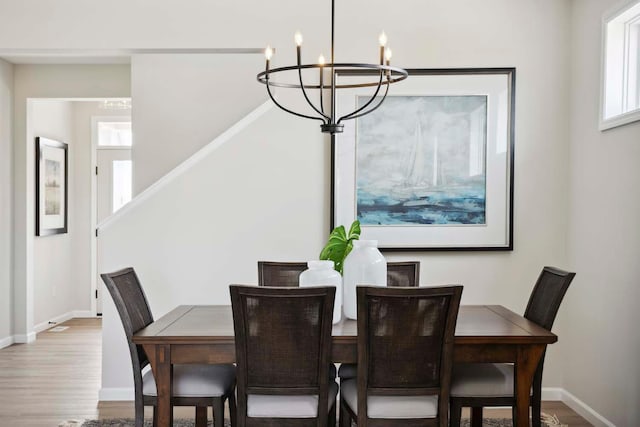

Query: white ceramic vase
left=342, top=240, right=387, bottom=320
left=299, top=260, right=343, bottom=324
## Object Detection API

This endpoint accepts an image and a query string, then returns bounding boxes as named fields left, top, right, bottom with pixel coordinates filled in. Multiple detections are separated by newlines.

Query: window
left=112, top=160, right=132, bottom=213
left=601, top=0, right=640, bottom=130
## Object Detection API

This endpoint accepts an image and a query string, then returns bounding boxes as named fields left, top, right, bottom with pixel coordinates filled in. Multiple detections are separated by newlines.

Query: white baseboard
left=0, top=335, right=14, bottom=349
left=560, top=389, right=615, bottom=427
left=32, top=310, right=97, bottom=335
left=541, top=387, right=563, bottom=401
left=99, top=387, right=134, bottom=401
left=13, top=332, right=36, bottom=343
left=33, top=311, right=76, bottom=334
left=72, top=310, right=95, bottom=318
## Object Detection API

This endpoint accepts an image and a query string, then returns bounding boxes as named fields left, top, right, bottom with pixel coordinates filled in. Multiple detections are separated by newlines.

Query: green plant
left=319, top=220, right=361, bottom=274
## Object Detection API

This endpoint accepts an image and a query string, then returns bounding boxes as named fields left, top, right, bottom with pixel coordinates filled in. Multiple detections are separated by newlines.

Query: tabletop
left=133, top=304, right=557, bottom=345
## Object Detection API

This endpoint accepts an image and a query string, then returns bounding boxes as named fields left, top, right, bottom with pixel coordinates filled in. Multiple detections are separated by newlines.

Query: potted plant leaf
left=319, top=220, right=361, bottom=274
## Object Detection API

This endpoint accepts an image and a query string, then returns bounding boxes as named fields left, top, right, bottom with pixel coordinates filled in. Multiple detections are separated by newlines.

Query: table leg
left=514, top=344, right=545, bottom=427
left=153, top=344, right=173, bottom=427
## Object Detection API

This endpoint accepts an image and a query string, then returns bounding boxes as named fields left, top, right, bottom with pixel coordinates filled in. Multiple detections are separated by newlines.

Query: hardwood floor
left=0, top=318, right=592, bottom=426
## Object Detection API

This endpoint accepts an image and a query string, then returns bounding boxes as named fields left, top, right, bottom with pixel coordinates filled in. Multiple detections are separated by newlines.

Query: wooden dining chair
left=449, top=266, right=576, bottom=427
left=337, top=261, right=421, bottom=381
left=102, top=268, right=237, bottom=427
left=340, top=285, right=463, bottom=427
left=386, top=261, right=421, bottom=287
left=230, top=285, right=338, bottom=427
left=257, top=261, right=307, bottom=287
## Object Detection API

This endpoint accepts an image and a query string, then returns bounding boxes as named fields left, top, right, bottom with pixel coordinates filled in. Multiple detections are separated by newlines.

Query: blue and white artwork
left=356, top=95, right=487, bottom=225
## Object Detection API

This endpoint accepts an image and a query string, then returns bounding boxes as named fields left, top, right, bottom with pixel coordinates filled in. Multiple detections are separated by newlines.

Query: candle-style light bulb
left=265, top=46, right=274, bottom=60
left=294, top=31, right=304, bottom=46
left=378, top=31, right=388, bottom=47
left=385, top=48, right=393, bottom=62
left=318, top=54, right=326, bottom=66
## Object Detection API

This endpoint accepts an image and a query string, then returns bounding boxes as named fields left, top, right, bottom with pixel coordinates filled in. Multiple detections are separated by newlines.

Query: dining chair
left=449, top=266, right=576, bottom=427
left=340, top=285, right=463, bottom=427
left=230, top=285, right=338, bottom=427
left=386, top=261, right=421, bottom=287
left=102, top=268, right=236, bottom=427
left=337, top=261, right=421, bottom=381
left=257, top=261, right=307, bottom=287
left=256, top=261, right=339, bottom=379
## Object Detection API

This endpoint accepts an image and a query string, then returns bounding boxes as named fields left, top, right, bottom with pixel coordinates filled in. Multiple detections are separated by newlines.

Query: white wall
left=31, top=100, right=75, bottom=327
left=564, top=0, right=640, bottom=425
left=131, top=54, right=266, bottom=194
left=0, top=59, right=13, bottom=346
left=13, top=65, right=130, bottom=340
left=99, top=0, right=574, bottom=396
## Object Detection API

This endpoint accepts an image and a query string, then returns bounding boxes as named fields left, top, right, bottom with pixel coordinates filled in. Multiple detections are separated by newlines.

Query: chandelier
left=257, top=0, right=408, bottom=135
left=100, top=99, right=131, bottom=110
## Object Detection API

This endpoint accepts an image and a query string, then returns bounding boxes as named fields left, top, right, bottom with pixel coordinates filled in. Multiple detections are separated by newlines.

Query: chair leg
left=228, top=393, right=237, bottom=427
left=449, top=399, right=463, bottom=427
left=152, top=406, right=158, bottom=427
left=135, top=400, right=145, bottom=427
left=471, top=407, right=483, bottom=427
left=213, top=396, right=225, bottom=427
left=195, top=405, right=208, bottom=427
left=339, top=399, right=351, bottom=427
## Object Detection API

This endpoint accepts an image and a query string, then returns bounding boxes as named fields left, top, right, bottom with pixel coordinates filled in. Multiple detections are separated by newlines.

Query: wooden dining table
left=133, top=304, right=557, bottom=427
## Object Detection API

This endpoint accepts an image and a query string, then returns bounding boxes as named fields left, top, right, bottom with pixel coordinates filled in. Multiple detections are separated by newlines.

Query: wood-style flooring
left=0, top=318, right=592, bottom=426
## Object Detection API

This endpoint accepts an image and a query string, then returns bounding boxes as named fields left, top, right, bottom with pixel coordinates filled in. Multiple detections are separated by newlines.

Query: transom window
left=97, top=121, right=133, bottom=147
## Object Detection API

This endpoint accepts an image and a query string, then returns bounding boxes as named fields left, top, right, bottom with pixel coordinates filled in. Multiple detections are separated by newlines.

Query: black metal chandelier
left=256, top=0, right=408, bottom=135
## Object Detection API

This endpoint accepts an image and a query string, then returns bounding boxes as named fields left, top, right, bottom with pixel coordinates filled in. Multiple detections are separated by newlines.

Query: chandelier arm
left=337, top=71, right=385, bottom=124
left=338, top=80, right=390, bottom=122
left=266, top=78, right=327, bottom=123
left=298, top=66, right=331, bottom=121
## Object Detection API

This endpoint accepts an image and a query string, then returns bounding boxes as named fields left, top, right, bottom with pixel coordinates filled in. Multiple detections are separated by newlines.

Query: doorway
left=93, top=118, right=132, bottom=315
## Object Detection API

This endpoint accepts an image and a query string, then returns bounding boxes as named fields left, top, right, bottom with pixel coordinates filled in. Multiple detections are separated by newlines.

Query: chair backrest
left=230, top=285, right=335, bottom=424
left=356, top=285, right=462, bottom=424
left=524, top=266, right=575, bottom=330
left=387, top=261, right=420, bottom=287
left=101, top=268, right=154, bottom=401
left=257, top=261, right=307, bottom=287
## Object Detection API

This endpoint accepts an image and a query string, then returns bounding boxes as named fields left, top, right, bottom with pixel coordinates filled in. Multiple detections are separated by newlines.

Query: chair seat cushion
left=247, top=381, right=339, bottom=418
left=451, top=363, right=518, bottom=397
left=338, top=363, right=356, bottom=379
left=142, top=364, right=235, bottom=398
left=340, top=379, right=438, bottom=419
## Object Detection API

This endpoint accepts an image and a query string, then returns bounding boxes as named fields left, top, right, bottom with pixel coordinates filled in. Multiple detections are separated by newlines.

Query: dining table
left=133, top=304, right=557, bottom=427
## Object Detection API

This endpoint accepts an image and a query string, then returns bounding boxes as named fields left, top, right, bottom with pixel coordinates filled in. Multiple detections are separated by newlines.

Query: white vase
left=299, top=260, right=343, bottom=324
left=342, top=240, right=387, bottom=320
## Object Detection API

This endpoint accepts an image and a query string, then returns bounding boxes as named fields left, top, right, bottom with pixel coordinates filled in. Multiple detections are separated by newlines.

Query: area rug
left=63, top=416, right=566, bottom=427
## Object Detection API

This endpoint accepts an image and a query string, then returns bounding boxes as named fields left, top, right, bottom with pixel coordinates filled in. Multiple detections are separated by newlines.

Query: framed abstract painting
left=332, top=68, right=515, bottom=251
left=36, top=137, right=68, bottom=236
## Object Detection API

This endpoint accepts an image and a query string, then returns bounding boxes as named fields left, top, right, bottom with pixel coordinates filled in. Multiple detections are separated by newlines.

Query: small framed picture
left=332, top=68, right=515, bottom=251
left=36, top=137, right=68, bottom=236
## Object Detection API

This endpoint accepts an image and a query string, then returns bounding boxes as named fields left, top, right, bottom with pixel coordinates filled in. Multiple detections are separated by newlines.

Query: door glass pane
left=112, top=160, right=132, bottom=213
left=98, top=122, right=132, bottom=147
